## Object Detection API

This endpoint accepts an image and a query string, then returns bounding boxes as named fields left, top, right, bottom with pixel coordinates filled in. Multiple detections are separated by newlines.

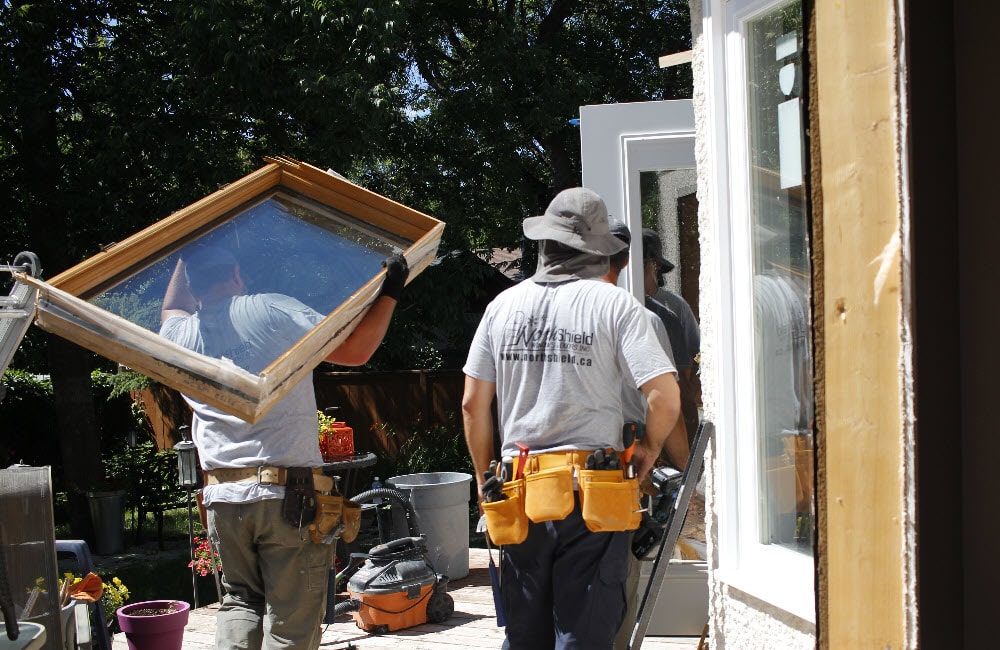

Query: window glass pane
left=89, top=189, right=408, bottom=373
left=640, top=168, right=698, bottom=298
left=746, top=0, right=814, bottom=554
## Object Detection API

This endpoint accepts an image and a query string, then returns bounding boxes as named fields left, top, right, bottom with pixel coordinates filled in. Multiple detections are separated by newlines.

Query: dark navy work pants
left=501, top=496, right=629, bottom=650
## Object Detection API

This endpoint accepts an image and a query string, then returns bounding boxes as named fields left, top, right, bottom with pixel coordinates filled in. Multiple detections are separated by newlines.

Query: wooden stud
left=812, top=1, right=907, bottom=647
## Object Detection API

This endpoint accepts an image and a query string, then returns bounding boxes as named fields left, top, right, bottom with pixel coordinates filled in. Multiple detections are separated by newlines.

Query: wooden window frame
left=18, top=156, right=444, bottom=422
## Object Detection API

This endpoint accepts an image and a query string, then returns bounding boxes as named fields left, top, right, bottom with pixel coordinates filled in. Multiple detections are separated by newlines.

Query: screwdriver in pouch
left=501, top=457, right=513, bottom=482
left=622, top=422, right=639, bottom=479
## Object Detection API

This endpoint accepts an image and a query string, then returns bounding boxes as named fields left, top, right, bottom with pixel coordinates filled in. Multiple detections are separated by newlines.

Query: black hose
left=0, top=522, right=18, bottom=640
left=350, top=486, right=409, bottom=506
left=349, top=487, right=420, bottom=537
left=333, top=598, right=361, bottom=617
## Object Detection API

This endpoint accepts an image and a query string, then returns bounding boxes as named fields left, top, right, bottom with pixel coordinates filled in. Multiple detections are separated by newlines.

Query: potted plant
left=59, top=572, right=129, bottom=636
left=318, top=409, right=354, bottom=461
left=188, top=534, right=222, bottom=577
left=116, top=600, right=190, bottom=650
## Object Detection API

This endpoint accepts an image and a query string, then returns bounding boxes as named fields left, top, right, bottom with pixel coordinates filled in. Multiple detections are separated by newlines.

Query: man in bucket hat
left=463, top=188, right=681, bottom=649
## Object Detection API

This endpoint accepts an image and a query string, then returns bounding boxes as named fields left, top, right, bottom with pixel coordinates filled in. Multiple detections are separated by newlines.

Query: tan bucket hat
left=522, top=188, right=627, bottom=256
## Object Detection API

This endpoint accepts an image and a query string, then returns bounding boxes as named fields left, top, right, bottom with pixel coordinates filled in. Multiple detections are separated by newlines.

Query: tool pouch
left=283, top=467, right=317, bottom=528
left=307, top=491, right=344, bottom=544
left=524, top=466, right=574, bottom=523
left=578, top=470, right=642, bottom=533
left=340, top=499, right=362, bottom=544
left=482, top=479, right=528, bottom=546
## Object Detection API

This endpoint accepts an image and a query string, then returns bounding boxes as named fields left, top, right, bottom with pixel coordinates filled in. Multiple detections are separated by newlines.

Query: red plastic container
left=320, top=424, right=354, bottom=461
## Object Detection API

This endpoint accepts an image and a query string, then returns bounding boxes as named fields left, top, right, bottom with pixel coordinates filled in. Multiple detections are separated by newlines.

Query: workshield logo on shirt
left=499, top=312, right=594, bottom=366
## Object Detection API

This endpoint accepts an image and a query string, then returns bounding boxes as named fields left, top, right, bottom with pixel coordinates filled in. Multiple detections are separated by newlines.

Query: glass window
left=745, top=0, right=814, bottom=555
left=91, top=190, right=406, bottom=373
left=22, top=158, right=443, bottom=421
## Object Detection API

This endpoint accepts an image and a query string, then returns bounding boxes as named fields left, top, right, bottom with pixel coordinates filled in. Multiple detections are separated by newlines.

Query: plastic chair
left=0, top=622, right=46, bottom=650
left=54, top=541, right=111, bottom=650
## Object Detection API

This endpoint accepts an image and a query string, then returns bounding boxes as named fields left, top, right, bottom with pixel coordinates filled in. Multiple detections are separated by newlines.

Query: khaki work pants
left=208, top=498, right=333, bottom=650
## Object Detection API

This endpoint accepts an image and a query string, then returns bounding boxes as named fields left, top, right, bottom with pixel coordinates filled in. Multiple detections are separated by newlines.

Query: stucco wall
left=689, top=1, right=816, bottom=646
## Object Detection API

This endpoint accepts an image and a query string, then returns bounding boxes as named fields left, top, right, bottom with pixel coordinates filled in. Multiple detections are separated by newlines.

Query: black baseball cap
left=609, top=221, right=631, bottom=244
left=641, top=228, right=675, bottom=273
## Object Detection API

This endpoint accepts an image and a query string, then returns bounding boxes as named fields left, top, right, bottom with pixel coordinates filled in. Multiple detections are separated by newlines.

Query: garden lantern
left=175, top=424, right=201, bottom=608
left=175, top=425, right=199, bottom=488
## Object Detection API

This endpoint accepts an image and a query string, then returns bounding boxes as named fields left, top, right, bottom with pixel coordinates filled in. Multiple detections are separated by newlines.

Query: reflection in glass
left=90, top=190, right=407, bottom=372
left=639, top=168, right=698, bottom=299
left=746, top=0, right=814, bottom=555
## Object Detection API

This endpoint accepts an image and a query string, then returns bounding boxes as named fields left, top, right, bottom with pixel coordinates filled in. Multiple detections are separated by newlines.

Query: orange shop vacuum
left=332, top=536, right=454, bottom=634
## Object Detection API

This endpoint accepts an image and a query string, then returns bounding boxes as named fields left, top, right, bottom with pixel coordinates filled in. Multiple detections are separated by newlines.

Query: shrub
left=0, top=369, right=56, bottom=468
left=389, top=412, right=474, bottom=477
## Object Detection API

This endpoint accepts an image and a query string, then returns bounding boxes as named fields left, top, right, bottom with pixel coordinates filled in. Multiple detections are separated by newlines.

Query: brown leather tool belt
left=205, top=466, right=334, bottom=493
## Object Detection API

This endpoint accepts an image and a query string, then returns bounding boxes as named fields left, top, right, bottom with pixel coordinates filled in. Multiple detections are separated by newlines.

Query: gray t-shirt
left=160, top=293, right=325, bottom=505
left=464, top=278, right=675, bottom=458
left=620, top=310, right=675, bottom=425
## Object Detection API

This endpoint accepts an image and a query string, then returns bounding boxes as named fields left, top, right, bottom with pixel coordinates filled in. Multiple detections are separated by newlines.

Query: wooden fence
left=131, top=383, right=191, bottom=449
left=138, top=369, right=468, bottom=461
left=314, top=369, right=466, bottom=460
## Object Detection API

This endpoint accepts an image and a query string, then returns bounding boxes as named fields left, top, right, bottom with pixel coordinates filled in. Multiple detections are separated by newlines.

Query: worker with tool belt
left=160, top=244, right=407, bottom=650
left=463, top=188, right=681, bottom=649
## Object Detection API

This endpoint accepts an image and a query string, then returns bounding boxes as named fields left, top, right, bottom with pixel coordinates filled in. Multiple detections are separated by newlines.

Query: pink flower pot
left=116, top=600, right=190, bottom=650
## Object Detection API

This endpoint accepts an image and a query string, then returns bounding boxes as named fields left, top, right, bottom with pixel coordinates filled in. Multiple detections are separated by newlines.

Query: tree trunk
left=540, top=133, right=577, bottom=191
left=48, top=336, right=103, bottom=539
left=12, top=5, right=104, bottom=537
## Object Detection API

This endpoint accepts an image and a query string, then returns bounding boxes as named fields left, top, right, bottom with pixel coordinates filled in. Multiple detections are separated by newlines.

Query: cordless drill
left=631, top=465, right=684, bottom=559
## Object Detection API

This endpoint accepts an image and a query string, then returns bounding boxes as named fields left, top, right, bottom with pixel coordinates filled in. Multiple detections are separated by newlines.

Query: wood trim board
left=811, top=1, right=908, bottom=647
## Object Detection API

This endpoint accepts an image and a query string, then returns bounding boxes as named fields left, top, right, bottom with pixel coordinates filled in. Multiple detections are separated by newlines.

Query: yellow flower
left=100, top=575, right=129, bottom=622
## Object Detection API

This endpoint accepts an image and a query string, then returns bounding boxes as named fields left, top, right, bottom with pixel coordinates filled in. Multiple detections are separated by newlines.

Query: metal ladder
left=0, top=252, right=40, bottom=380
left=628, top=420, right=714, bottom=650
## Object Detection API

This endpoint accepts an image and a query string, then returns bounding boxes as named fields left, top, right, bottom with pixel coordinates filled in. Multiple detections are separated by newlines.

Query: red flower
left=188, top=535, right=221, bottom=577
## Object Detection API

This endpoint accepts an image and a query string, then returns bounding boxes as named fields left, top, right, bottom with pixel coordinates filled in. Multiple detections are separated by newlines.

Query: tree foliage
left=356, top=0, right=692, bottom=252
left=0, top=0, right=691, bottom=499
left=2, top=0, right=410, bottom=273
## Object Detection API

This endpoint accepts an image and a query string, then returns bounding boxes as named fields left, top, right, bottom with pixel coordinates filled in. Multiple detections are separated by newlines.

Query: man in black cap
left=604, top=222, right=690, bottom=650
left=606, top=223, right=689, bottom=470
left=641, top=228, right=702, bottom=448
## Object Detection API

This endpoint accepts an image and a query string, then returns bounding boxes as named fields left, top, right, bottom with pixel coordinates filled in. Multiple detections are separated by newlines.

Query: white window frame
left=705, top=0, right=816, bottom=622
left=579, top=100, right=695, bottom=300
left=620, top=135, right=697, bottom=300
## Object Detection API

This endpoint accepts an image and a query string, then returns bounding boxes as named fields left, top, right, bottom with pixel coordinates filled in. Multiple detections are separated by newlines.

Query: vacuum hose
left=349, top=487, right=420, bottom=537
left=333, top=598, right=361, bottom=617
